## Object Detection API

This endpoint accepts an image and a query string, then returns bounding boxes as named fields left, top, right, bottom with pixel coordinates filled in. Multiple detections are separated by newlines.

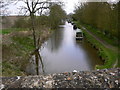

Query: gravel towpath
left=81, top=27, right=118, bottom=51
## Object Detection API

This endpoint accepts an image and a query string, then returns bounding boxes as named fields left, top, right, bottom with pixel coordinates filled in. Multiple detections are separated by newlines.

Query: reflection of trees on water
left=26, top=49, right=45, bottom=75
left=27, top=27, right=64, bottom=75
left=34, top=49, right=45, bottom=75
left=47, top=28, right=64, bottom=52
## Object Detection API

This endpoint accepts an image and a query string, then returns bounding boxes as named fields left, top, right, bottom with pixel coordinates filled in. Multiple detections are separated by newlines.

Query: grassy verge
left=75, top=21, right=118, bottom=47
left=2, top=28, right=35, bottom=76
left=2, top=27, right=52, bottom=76
left=2, top=61, right=25, bottom=76
left=0, top=28, right=28, bottom=34
left=2, top=36, right=34, bottom=76
left=75, top=21, right=119, bottom=69
left=12, top=36, right=34, bottom=52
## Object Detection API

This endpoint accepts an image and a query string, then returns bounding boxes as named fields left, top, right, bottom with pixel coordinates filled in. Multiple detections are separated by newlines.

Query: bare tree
left=23, top=0, right=50, bottom=74
left=0, top=0, right=19, bottom=16
left=1, top=0, right=63, bottom=75
left=21, top=0, right=63, bottom=74
left=23, top=0, right=63, bottom=48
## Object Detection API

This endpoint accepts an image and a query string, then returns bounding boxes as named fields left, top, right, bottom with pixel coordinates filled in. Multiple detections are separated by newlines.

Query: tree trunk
left=30, top=13, right=40, bottom=75
left=30, top=13, right=37, bottom=48
left=35, top=50, right=39, bottom=75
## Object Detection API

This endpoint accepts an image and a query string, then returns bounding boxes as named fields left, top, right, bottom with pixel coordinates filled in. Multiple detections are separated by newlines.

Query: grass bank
left=81, top=24, right=118, bottom=47
left=74, top=21, right=118, bottom=48
left=0, top=28, right=29, bottom=35
left=2, top=30, right=34, bottom=76
left=75, top=21, right=119, bottom=69
left=2, top=26, right=53, bottom=76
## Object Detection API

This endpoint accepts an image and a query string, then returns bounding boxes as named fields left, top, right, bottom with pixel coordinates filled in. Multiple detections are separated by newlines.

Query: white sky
left=2, top=0, right=119, bottom=15
left=62, top=0, right=79, bottom=14
left=7, top=0, right=80, bottom=15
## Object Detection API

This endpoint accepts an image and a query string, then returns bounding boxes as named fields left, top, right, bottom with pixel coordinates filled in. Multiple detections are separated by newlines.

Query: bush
left=13, top=17, right=29, bottom=28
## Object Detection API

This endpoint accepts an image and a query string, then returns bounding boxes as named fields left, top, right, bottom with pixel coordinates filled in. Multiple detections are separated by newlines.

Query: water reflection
left=26, top=50, right=45, bottom=75
left=26, top=22, right=103, bottom=75
left=45, top=27, right=64, bottom=52
left=40, top=22, right=103, bottom=74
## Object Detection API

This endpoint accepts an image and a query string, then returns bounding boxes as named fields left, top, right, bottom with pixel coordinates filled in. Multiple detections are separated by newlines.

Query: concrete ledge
left=1, top=68, right=119, bottom=89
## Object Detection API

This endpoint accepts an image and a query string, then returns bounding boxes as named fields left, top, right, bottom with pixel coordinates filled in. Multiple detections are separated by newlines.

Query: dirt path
left=81, top=27, right=118, bottom=51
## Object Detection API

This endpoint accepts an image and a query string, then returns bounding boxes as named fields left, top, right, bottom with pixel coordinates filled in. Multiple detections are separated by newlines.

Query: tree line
left=14, top=4, right=66, bottom=30
left=72, top=2, right=119, bottom=39
left=9, top=0, right=66, bottom=75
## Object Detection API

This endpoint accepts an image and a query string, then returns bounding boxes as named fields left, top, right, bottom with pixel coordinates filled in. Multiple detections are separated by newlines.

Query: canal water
left=26, top=22, right=103, bottom=75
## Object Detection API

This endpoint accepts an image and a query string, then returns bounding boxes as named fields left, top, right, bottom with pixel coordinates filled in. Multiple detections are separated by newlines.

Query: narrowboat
left=76, top=29, right=83, bottom=40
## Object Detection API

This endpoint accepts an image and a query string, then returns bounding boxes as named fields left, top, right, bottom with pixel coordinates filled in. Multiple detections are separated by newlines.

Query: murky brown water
left=26, top=22, right=103, bottom=75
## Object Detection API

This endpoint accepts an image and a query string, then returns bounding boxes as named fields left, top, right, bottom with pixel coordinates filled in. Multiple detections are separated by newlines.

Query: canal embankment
left=74, top=21, right=119, bottom=69
left=30, top=22, right=104, bottom=74
left=1, top=22, right=119, bottom=89
left=1, top=27, right=52, bottom=76
left=1, top=21, right=119, bottom=76
left=1, top=68, right=119, bottom=89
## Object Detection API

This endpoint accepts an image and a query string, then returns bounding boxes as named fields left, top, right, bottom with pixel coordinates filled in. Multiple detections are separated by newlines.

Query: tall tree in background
left=73, top=2, right=118, bottom=38
left=22, top=0, right=65, bottom=74
left=24, top=0, right=50, bottom=48
left=49, top=4, right=66, bottom=29
left=1, top=0, right=66, bottom=75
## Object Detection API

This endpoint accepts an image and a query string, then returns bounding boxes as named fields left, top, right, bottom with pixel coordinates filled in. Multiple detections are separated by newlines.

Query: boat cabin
left=76, top=29, right=83, bottom=40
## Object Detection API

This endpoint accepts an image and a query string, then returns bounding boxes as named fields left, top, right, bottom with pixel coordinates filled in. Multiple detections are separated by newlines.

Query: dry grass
left=2, top=27, right=51, bottom=76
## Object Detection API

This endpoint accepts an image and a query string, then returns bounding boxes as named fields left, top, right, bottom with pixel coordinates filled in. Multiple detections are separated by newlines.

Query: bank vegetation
left=2, top=3, right=66, bottom=76
left=72, top=2, right=119, bottom=69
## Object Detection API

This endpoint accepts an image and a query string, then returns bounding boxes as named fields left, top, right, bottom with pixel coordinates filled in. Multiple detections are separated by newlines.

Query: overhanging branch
left=34, top=7, right=49, bottom=12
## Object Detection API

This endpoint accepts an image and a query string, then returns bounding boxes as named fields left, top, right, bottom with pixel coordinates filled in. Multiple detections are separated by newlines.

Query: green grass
left=75, top=21, right=118, bottom=47
left=0, top=28, right=28, bottom=34
left=2, top=26, right=52, bottom=76
left=12, top=36, right=34, bottom=52
left=2, top=61, right=25, bottom=76
left=2, top=30, right=35, bottom=76
left=75, top=21, right=118, bottom=69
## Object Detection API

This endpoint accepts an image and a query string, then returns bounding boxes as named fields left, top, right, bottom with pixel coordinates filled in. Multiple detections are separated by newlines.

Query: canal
left=26, top=22, right=103, bottom=75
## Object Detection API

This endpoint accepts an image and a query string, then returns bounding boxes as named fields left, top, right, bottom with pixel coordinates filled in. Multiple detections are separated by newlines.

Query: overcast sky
left=2, top=0, right=119, bottom=15
left=62, top=0, right=79, bottom=14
